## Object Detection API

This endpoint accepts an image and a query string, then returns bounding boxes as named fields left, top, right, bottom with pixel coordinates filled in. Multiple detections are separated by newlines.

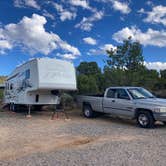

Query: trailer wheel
left=83, top=105, right=94, bottom=118
left=136, top=111, right=155, bottom=128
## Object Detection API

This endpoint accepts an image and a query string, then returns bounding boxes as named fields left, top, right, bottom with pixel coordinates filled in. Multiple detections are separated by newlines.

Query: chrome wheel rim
left=84, top=109, right=90, bottom=117
left=138, top=114, right=149, bottom=126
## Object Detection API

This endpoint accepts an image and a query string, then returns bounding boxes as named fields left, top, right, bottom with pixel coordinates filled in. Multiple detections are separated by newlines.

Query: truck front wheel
left=83, top=105, right=94, bottom=118
left=137, top=111, right=155, bottom=128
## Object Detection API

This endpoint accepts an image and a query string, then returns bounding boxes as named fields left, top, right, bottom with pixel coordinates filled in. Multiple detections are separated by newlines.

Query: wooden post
left=51, top=105, right=57, bottom=120
left=26, top=105, right=32, bottom=118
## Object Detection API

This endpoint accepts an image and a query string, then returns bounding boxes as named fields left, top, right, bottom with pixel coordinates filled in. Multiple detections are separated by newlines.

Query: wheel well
left=83, top=102, right=91, bottom=108
left=135, top=108, right=154, bottom=119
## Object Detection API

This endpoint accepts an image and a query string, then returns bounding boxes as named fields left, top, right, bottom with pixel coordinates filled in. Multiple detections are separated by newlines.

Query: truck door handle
left=111, top=100, right=115, bottom=102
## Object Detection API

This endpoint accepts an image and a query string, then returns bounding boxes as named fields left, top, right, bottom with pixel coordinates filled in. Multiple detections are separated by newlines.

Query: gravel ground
left=0, top=109, right=166, bottom=166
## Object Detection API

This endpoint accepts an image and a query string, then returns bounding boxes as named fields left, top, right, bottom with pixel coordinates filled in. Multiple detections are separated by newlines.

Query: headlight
left=154, top=107, right=166, bottom=113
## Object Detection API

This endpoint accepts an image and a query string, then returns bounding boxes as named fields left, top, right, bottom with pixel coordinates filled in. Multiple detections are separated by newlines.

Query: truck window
left=107, top=89, right=116, bottom=98
left=116, top=89, right=130, bottom=100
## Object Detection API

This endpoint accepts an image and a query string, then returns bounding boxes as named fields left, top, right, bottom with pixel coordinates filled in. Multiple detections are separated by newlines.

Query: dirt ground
left=0, top=108, right=166, bottom=166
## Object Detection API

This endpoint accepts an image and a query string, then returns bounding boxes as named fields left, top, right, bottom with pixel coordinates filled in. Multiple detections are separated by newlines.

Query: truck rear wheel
left=83, top=105, right=94, bottom=118
left=137, top=111, right=155, bottom=128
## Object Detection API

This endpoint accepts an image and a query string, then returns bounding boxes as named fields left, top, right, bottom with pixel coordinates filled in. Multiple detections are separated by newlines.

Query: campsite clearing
left=0, top=109, right=166, bottom=166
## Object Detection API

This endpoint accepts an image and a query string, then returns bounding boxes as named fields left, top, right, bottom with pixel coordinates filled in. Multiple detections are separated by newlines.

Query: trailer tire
left=83, top=104, right=94, bottom=118
left=136, top=111, right=155, bottom=128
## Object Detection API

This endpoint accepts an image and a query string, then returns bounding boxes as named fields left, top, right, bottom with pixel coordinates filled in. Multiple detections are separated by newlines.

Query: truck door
left=113, top=89, right=134, bottom=117
left=103, top=88, right=134, bottom=117
left=103, top=88, right=117, bottom=114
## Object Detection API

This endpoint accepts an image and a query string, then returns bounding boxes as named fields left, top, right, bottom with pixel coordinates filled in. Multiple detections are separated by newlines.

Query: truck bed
left=77, top=95, right=104, bottom=112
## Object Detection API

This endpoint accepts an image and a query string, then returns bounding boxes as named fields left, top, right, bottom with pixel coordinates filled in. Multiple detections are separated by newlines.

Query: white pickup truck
left=77, top=87, right=166, bottom=128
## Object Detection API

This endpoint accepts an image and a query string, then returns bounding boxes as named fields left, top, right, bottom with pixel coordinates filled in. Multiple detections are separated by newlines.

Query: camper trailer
left=4, top=58, right=77, bottom=113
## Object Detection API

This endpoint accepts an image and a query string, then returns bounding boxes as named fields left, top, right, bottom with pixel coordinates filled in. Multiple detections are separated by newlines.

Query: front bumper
left=153, top=113, right=166, bottom=122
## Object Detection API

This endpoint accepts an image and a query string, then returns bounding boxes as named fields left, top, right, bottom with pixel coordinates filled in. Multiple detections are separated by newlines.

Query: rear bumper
left=153, top=113, right=166, bottom=122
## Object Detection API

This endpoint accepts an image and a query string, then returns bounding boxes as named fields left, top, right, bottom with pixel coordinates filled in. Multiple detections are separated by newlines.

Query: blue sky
left=0, top=0, right=166, bottom=75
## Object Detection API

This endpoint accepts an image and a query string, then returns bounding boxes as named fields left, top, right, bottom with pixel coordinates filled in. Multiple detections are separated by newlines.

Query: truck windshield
left=127, top=88, right=155, bottom=99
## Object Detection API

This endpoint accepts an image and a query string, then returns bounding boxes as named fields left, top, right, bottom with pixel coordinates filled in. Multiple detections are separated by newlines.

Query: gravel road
left=0, top=109, right=166, bottom=166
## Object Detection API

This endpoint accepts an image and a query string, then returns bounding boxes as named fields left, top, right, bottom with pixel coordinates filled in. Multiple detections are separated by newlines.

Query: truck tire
left=136, top=111, right=155, bottom=128
left=83, top=105, right=94, bottom=118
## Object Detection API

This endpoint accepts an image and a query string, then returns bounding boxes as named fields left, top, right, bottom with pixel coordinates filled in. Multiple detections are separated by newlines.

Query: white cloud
left=0, top=14, right=80, bottom=57
left=138, top=8, right=145, bottom=14
left=0, top=29, right=12, bottom=54
left=52, top=3, right=76, bottom=21
left=69, top=0, right=91, bottom=9
left=95, top=0, right=131, bottom=14
left=141, top=5, right=166, bottom=26
left=0, top=40, right=12, bottom=54
left=145, top=62, right=166, bottom=71
left=146, top=1, right=154, bottom=7
left=75, top=11, right=104, bottom=31
left=60, top=11, right=76, bottom=21
left=102, top=44, right=117, bottom=52
left=88, top=43, right=116, bottom=55
left=111, top=0, right=131, bottom=14
left=57, top=53, right=77, bottom=60
left=87, top=49, right=102, bottom=56
left=113, top=26, right=166, bottom=47
left=83, top=37, right=97, bottom=45
left=14, top=0, right=40, bottom=9
left=43, top=10, right=55, bottom=20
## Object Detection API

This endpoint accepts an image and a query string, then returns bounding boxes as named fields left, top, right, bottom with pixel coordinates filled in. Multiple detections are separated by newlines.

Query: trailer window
left=10, top=83, right=13, bottom=90
left=25, top=69, right=30, bottom=79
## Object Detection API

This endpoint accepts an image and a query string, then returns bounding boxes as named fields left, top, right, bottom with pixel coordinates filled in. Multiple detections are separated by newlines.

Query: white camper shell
left=4, top=58, right=77, bottom=106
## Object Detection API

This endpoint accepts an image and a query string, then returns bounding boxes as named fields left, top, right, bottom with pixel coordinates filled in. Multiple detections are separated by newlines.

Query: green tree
left=77, top=74, right=99, bottom=95
left=0, top=76, right=6, bottom=101
left=76, top=62, right=102, bottom=94
left=77, top=62, right=101, bottom=75
left=103, top=66, right=127, bottom=88
left=159, top=70, right=166, bottom=89
left=106, top=37, right=144, bottom=71
left=0, top=76, right=6, bottom=84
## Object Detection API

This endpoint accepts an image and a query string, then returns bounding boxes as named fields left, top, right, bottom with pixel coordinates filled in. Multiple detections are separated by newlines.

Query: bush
left=0, top=89, right=3, bottom=101
left=61, top=93, right=75, bottom=110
